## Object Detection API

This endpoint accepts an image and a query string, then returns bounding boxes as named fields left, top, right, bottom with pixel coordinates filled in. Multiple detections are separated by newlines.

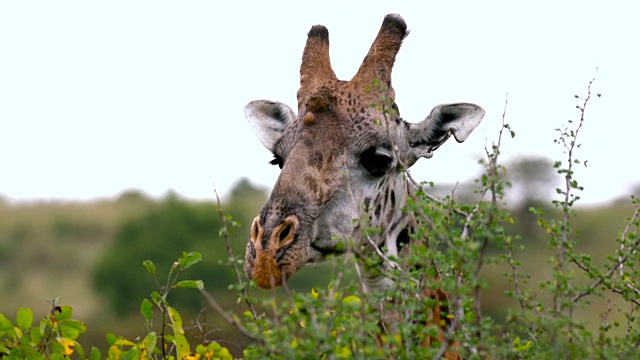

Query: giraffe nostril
left=275, top=216, right=298, bottom=246
left=250, top=217, right=262, bottom=245
left=279, top=224, right=291, bottom=243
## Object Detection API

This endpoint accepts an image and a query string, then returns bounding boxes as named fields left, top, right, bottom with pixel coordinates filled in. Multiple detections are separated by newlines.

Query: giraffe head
left=243, top=14, right=485, bottom=289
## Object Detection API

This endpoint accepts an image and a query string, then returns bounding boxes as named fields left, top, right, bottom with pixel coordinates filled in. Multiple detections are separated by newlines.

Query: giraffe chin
left=251, top=249, right=286, bottom=289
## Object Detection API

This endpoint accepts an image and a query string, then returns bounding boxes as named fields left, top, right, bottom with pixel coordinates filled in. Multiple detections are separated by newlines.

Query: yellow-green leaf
left=60, top=323, right=80, bottom=339
left=55, top=306, right=73, bottom=322
left=168, top=306, right=190, bottom=358
left=142, top=260, right=156, bottom=274
left=16, top=307, right=33, bottom=331
left=341, top=295, right=361, bottom=307
left=90, top=346, right=102, bottom=360
left=175, top=280, right=204, bottom=290
left=120, top=346, right=140, bottom=360
left=143, top=331, right=157, bottom=355
left=335, top=346, right=352, bottom=358
left=0, top=314, right=16, bottom=339
left=179, top=251, right=202, bottom=270
left=105, top=332, right=117, bottom=345
left=140, top=298, right=153, bottom=322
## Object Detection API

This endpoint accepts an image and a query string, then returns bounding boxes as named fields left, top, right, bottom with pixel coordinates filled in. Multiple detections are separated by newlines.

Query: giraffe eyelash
left=269, top=154, right=284, bottom=169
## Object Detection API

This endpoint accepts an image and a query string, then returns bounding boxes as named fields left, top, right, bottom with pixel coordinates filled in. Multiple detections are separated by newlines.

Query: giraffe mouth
left=251, top=248, right=289, bottom=289
left=245, top=217, right=348, bottom=288
left=245, top=216, right=311, bottom=289
left=246, top=242, right=304, bottom=289
left=306, top=240, right=347, bottom=265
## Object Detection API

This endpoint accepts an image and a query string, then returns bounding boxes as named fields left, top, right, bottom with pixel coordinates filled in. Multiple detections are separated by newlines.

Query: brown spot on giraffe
left=303, top=111, right=315, bottom=125
left=308, top=151, right=323, bottom=169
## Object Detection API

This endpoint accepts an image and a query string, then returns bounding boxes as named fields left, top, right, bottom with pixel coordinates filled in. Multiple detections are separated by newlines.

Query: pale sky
left=1, top=1, right=638, bottom=204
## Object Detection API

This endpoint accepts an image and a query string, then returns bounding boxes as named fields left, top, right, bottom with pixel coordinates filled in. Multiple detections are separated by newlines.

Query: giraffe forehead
left=297, top=88, right=392, bottom=149
left=290, top=116, right=386, bottom=168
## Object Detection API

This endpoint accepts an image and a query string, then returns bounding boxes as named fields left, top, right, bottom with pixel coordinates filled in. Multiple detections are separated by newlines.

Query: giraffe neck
left=358, top=173, right=417, bottom=291
left=357, top=176, right=460, bottom=359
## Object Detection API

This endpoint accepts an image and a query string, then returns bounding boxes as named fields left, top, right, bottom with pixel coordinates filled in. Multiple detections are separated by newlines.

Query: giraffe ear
left=244, top=100, right=297, bottom=151
left=408, top=103, right=485, bottom=159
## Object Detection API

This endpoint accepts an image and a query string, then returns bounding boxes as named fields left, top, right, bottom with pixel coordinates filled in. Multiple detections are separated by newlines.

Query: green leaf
left=140, top=298, right=153, bottom=322
left=17, top=340, right=43, bottom=360
left=341, top=295, right=362, bottom=307
left=49, top=353, right=64, bottom=360
left=38, top=318, right=49, bottom=337
left=50, top=339, right=67, bottom=357
left=16, top=307, right=33, bottom=331
left=60, top=324, right=80, bottom=340
left=167, top=306, right=190, bottom=359
left=142, top=260, right=156, bottom=274
left=30, top=324, right=43, bottom=343
left=120, top=347, right=140, bottom=360
left=175, top=280, right=204, bottom=290
left=143, top=331, right=157, bottom=354
left=90, top=346, right=102, bottom=360
left=167, top=306, right=184, bottom=333
left=60, top=320, right=85, bottom=339
left=73, top=340, right=86, bottom=359
left=56, top=306, right=73, bottom=322
left=150, top=291, right=161, bottom=305
left=0, top=313, right=16, bottom=338
left=105, top=332, right=117, bottom=345
left=179, top=251, right=202, bottom=270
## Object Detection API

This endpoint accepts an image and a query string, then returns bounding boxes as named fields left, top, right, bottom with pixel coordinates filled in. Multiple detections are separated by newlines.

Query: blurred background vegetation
left=0, top=157, right=638, bottom=355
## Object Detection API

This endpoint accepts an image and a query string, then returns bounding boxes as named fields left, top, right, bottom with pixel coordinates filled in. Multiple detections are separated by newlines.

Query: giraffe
left=243, top=14, right=484, bottom=356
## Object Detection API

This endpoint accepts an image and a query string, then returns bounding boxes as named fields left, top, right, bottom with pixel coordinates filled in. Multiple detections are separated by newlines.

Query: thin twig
left=198, top=288, right=262, bottom=342
left=619, top=200, right=640, bottom=277
left=553, top=71, right=596, bottom=317
left=572, top=202, right=640, bottom=303
left=611, top=288, right=640, bottom=307
left=405, top=173, right=469, bottom=218
left=470, top=93, right=510, bottom=347
left=493, top=94, right=526, bottom=311
left=213, top=185, right=258, bottom=319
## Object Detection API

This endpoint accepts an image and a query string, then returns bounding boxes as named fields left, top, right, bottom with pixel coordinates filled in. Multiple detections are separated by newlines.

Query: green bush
left=0, top=303, right=92, bottom=360
left=1, top=252, right=233, bottom=360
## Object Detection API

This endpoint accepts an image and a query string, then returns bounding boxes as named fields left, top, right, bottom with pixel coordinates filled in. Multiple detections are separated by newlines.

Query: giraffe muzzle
left=246, top=215, right=300, bottom=289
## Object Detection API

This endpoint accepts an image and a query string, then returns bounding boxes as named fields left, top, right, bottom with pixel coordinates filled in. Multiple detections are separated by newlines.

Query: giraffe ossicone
left=243, top=14, right=485, bottom=290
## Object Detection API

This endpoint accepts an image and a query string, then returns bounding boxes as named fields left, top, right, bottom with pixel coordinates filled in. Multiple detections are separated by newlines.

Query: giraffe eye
left=269, top=154, right=284, bottom=169
left=360, top=147, right=392, bottom=177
